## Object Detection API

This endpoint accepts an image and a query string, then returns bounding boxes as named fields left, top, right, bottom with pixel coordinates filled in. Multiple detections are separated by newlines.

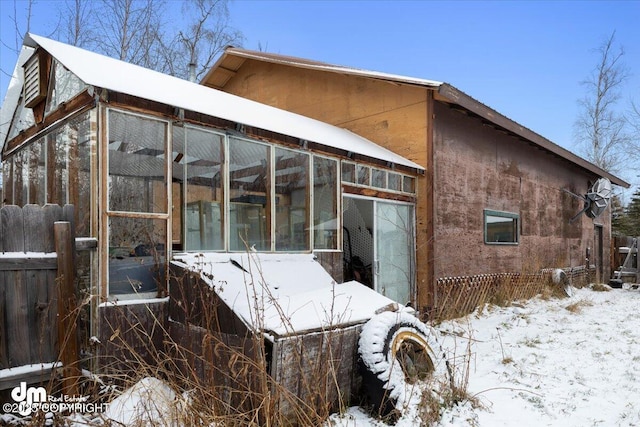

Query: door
left=375, top=201, right=415, bottom=304
left=594, top=225, right=604, bottom=282
left=343, top=196, right=415, bottom=304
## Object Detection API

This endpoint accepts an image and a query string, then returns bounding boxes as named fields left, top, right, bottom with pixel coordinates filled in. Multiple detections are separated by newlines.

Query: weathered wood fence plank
left=55, top=221, right=79, bottom=396
left=0, top=204, right=76, bottom=380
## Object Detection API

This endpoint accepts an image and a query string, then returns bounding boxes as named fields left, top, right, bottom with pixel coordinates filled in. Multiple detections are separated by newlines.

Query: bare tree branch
left=50, top=0, right=242, bottom=81
left=573, top=31, right=631, bottom=174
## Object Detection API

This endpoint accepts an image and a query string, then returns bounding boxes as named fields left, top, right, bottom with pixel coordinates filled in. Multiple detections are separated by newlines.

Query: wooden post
left=54, top=221, right=79, bottom=396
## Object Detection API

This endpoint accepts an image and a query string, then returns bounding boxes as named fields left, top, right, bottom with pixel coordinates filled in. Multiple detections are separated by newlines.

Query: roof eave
left=206, top=47, right=443, bottom=90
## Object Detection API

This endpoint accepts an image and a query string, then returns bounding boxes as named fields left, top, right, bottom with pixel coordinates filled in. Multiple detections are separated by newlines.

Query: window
left=45, top=59, right=86, bottom=115
left=356, top=165, right=370, bottom=186
left=341, top=161, right=416, bottom=195
left=108, top=217, right=166, bottom=295
left=108, top=111, right=168, bottom=213
left=387, top=172, right=402, bottom=192
left=342, top=162, right=355, bottom=183
left=107, top=109, right=168, bottom=297
left=313, top=157, right=338, bottom=250
left=28, top=139, right=45, bottom=205
left=484, top=210, right=519, bottom=244
left=4, top=112, right=92, bottom=233
left=275, top=147, right=309, bottom=251
left=371, top=168, right=386, bottom=189
left=402, top=176, right=415, bottom=193
left=174, top=126, right=225, bottom=251
left=229, top=137, right=270, bottom=251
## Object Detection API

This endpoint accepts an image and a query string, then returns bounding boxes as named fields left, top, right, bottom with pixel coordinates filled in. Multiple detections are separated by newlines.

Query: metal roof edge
left=437, top=83, right=630, bottom=188
left=211, top=47, right=443, bottom=88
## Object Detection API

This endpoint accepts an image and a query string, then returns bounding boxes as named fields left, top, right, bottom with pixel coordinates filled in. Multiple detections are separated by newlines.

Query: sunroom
left=1, top=34, right=424, bottom=319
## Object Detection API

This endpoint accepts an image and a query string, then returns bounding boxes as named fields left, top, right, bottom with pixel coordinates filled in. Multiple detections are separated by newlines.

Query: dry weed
left=565, top=299, right=594, bottom=314
left=591, top=283, right=611, bottom=292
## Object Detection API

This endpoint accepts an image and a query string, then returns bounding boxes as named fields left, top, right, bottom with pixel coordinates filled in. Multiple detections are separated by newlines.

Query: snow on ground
left=330, top=284, right=640, bottom=426
left=4, top=284, right=639, bottom=426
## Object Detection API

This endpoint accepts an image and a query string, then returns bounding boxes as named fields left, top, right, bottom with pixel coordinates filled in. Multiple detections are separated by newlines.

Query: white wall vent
left=23, top=50, right=47, bottom=108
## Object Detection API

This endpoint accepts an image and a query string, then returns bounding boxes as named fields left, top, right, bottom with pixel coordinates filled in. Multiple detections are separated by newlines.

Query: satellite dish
left=564, top=178, right=612, bottom=223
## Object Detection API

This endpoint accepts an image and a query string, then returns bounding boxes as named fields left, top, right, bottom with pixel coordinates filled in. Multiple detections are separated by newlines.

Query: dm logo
left=10, top=382, right=47, bottom=416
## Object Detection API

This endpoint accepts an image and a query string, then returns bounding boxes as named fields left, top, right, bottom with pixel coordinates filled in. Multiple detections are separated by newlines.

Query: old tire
left=358, top=310, right=450, bottom=419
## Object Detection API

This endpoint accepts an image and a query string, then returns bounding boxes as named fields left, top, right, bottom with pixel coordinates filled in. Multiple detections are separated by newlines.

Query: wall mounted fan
left=564, top=177, right=612, bottom=223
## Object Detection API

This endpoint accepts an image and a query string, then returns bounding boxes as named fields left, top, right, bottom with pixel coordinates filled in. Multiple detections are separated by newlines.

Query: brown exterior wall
left=432, top=101, right=611, bottom=280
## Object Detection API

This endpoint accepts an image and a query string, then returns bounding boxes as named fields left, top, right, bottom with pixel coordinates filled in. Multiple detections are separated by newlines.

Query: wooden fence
left=432, top=266, right=594, bottom=321
left=0, top=204, right=78, bottom=392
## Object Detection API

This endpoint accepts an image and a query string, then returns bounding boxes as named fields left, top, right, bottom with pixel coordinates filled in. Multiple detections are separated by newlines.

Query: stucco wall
left=432, top=101, right=611, bottom=279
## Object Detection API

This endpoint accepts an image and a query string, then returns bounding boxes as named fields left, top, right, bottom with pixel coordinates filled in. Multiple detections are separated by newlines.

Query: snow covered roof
left=171, top=253, right=401, bottom=337
left=4, top=34, right=423, bottom=171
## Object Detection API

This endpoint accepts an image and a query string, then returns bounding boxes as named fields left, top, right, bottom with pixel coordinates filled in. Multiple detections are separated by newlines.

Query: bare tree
left=167, top=0, right=243, bottom=81
left=53, top=0, right=242, bottom=81
left=92, top=0, right=164, bottom=70
left=626, top=101, right=640, bottom=164
left=1, top=0, right=34, bottom=59
left=58, top=0, right=95, bottom=47
left=573, top=32, right=630, bottom=173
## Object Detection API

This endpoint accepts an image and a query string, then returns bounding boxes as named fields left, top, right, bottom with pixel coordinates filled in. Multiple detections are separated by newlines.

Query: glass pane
left=357, top=165, right=370, bottom=186
left=13, top=149, right=27, bottom=207
left=109, top=217, right=166, bottom=296
left=376, top=202, right=414, bottom=304
left=48, top=127, right=68, bottom=205
left=403, top=176, right=415, bottom=193
left=179, top=126, right=224, bottom=251
left=388, top=173, right=402, bottom=192
left=70, top=113, right=92, bottom=236
left=186, top=201, right=222, bottom=250
left=275, top=148, right=309, bottom=251
left=3, top=159, right=13, bottom=204
left=485, top=213, right=518, bottom=243
left=342, top=162, right=355, bottom=183
left=229, top=138, right=269, bottom=251
left=108, top=111, right=167, bottom=213
left=28, top=139, right=45, bottom=205
left=371, top=168, right=386, bottom=189
left=313, top=157, right=338, bottom=250
left=8, top=96, right=35, bottom=140
left=46, top=60, right=86, bottom=115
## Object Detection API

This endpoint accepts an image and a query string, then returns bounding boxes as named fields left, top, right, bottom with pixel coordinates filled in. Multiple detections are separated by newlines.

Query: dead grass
left=15, top=257, right=465, bottom=427
left=591, top=283, right=611, bottom=292
left=565, top=299, right=594, bottom=314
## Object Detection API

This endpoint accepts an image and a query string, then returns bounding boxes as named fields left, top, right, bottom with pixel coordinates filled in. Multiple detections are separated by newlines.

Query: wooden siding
left=314, top=251, right=343, bottom=283
left=270, top=325, right=362, bottom=419
left=97, top=300, right=168, bottom=376
left=220, top=60, right=429, bottom=168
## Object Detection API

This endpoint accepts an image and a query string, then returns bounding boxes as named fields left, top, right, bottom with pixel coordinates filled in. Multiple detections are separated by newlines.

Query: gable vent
left=23, top=50, right=47, bottom=108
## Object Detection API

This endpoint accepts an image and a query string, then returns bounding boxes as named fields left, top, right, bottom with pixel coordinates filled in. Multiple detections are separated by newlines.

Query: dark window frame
left=484, top=209, right=519, bottom=245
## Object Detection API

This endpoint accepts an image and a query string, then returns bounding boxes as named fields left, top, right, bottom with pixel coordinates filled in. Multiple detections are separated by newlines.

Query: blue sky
left=1, top=0, right=639, bottom=188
